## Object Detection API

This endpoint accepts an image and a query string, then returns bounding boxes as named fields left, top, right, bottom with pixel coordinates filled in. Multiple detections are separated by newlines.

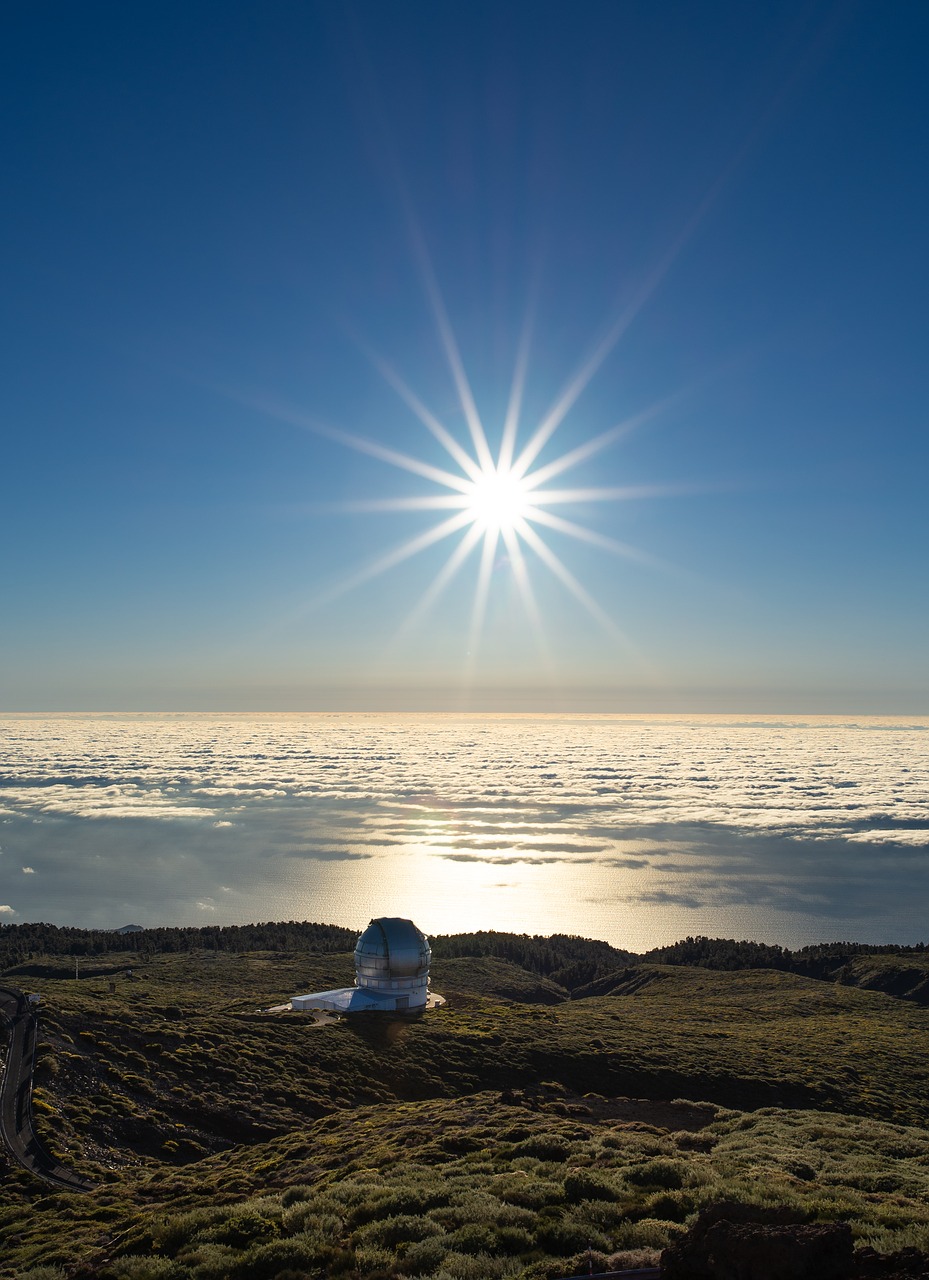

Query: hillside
left=836, top=953, right=929, bottom=1005
left=4, top=936, right=929, bottom=1277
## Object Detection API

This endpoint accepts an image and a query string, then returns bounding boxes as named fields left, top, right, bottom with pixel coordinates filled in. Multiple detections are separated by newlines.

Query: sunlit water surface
left=1, top=713, right=927, bottom=950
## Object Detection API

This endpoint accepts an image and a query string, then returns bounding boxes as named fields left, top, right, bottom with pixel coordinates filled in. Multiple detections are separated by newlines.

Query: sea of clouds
left=1, top=714, right=927, bottom=948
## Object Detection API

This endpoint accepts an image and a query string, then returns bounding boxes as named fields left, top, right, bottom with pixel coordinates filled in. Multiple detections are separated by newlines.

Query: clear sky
left=2, top=1, right=927, bottom=712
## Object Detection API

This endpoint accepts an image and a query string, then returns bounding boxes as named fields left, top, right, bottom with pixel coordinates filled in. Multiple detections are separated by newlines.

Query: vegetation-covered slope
left=835, top=953, right=929, bottom=1005
left=4, top=934, right=929, bottom=1278
left=8, top=1089, right=929, bottom=1278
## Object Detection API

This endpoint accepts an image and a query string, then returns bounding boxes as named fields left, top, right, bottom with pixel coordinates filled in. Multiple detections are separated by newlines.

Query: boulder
left=661, top=1201, right=853, bottom=1280
left=853, top=1245, right=929, bottom=1278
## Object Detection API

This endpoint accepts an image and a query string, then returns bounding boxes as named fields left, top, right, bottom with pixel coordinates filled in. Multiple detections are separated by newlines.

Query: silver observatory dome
left=354, top=917, right=431, bottom=1008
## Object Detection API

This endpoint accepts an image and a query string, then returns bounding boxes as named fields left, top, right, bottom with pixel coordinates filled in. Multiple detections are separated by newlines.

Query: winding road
left=0, top=984, right=94, bottom=1191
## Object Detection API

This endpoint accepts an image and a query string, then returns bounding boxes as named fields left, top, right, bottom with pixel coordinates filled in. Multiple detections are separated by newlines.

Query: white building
left=291, top=917, right=433, bottom=1014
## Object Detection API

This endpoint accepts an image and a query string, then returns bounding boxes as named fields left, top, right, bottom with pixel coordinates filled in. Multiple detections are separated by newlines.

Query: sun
left=465, top=466, right=534, bottom=532
left=256, top=265, right=683, bottom=648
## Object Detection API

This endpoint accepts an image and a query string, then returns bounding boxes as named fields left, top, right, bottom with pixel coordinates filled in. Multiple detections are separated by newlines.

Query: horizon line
left=1, top=706, right=927, bottom=718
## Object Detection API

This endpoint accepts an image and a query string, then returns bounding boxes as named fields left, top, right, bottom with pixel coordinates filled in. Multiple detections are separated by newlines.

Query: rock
left=660, top=1201, right=854, bottom=1280
left=854, top=1245, right=929, bottom=1278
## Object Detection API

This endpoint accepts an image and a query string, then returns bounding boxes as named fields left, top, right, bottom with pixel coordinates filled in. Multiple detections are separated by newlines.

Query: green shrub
left=428, top=1190, right=501, bottom=1230
left=107, top=1258, right=188, bottom=1280
left=571, top=1199, right=627, bottom=1230
left=491, top=1175, right=564, bottom=1209
left=280, top=1184, right=315, bottom=1207
left=441, top=1133, right=482, bottom=1154
left=563, top=1170, right=617, bottom=1202
left=536, top=1217, right=610, bottom=1254
left=205, top=1208, right=277, bottom=1248
left=433, top=1251, right=514, bottom=1280
left=348, top=1183, right=449, bottom=1226
left=612, top=1217, right=677, bottom=1249
left=300, top=1212, right=343, bottom=1244
left=493, top=1204, right=535, bottom=1230
left=448, top=1223, right=497, bottom=1255
left=494, top=1224, right=533, bottom=1254
left=625, top=1159, right=685, bottom=1189
left=357, top=1213, right=444, bottom=1249
left=153, top=1209, right=220, bottom=1255
left=354, top=1243, right=395, bottom=1273
left=174, top=1242, right=238, bottom=1278
left=513, top=1134, right=571, bottom=1161
left=279, top=1202, right=313, bottom=1234
left=401, top=1235, right=448, bottom=1275
left=561, top=1252, right=612, bottom=1279
left=230, top=1237, right=318, bottom=1278
left=643, top=1190, right=695, bottom=1221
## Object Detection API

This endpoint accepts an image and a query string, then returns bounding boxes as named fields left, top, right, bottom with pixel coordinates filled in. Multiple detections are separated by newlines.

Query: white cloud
left=22, top=866, right=35, bottom=874
left=0, top=712, right=926, bottom=939
left=846, top=828, right=929, bottom=846
left=0, top=905, right=14, bottom=914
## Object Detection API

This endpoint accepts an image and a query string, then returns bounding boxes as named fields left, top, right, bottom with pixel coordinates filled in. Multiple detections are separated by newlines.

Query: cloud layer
left=0, top=713, right=926, bottom=947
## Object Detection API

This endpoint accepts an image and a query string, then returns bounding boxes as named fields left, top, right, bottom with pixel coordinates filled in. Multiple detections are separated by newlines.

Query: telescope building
left=291, top=916, right=433, bottom=1014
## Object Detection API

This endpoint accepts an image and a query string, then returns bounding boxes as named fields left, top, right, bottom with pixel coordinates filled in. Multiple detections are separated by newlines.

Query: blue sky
left=2, top=1, right=927, bottom=711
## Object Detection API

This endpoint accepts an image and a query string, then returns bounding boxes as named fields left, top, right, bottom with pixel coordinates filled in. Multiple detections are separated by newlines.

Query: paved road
left=0, top=984, right=94, bottom=1191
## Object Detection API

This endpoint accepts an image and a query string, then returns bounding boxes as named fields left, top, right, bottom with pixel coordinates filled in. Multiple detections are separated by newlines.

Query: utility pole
left=74, top=956, right=79, bottom=981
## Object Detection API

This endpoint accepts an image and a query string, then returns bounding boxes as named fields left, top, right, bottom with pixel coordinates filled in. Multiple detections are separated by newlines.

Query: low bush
left=562, top=1170, right=617, bottom=1202
left=230, top=1237, right=318, bottom=1279
left=513, top=1134, right=571, bottom=1161
left=107, top=1258, right=187, bottom=1280
left=432, top=1251, right=516, bottom=1279
left=494, top=1225, right=533, bottom=1254
left=401, top=1236, right=448, bottom=1275
left=625, top=1158, right=685, bottom=1189
left=536, top=1216, right=611, bottom=1254
left=491, top=1174, right=564, bottom=1209
left=204, top=1208, right=277, bottom=1249
left=279, top=1184, right=315, bottom=1208
left=356, top=1213, right=443, bottom=1249
left=447, top=1223, right=497, bottom=1255
left=152, top=1209, right=220, bottom=1255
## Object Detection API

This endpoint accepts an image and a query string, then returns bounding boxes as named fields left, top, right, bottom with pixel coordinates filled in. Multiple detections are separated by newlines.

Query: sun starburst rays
left=241, top=277, right=686, bottom=667
left=301, top=323, right=679, bottom=667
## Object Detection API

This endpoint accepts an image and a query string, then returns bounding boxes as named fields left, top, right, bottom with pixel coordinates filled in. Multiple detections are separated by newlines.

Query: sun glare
left=465, top=466, right=533, bottom=532
left=274, top=264, right=684, bottom=652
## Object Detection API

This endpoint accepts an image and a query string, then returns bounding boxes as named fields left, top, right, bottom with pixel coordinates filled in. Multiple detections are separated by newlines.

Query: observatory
left=291, top=917, right=433, bottom=1014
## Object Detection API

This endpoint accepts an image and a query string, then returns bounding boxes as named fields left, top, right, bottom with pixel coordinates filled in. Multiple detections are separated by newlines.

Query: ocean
left=1, top=713, right=927, bottom=951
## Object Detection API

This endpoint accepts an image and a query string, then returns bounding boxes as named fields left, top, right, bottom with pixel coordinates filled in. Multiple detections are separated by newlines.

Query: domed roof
left=354, top=917, right=431, bottom=980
